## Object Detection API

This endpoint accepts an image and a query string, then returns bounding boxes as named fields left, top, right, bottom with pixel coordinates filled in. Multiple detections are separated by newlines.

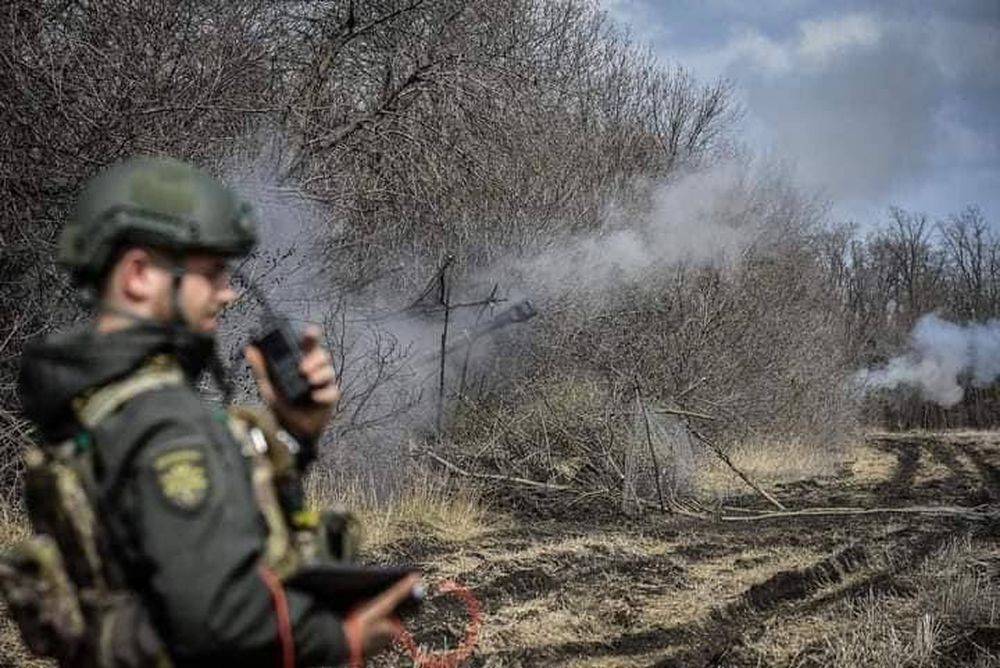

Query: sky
left=602, top=0, right=1000, bottom=226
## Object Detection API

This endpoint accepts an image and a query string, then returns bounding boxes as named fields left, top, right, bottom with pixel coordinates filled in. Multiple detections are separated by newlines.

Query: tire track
left=965, top=444, right=1000, bottom=502
left=872, top=437, right=921, bottom=502
left=651, top=526, right=962, bottom=668
left=379, top=434, right=999, bottom=667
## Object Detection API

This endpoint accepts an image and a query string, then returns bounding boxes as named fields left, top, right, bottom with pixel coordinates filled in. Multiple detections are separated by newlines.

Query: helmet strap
left=166, top=262, right=234, bottom=403
left=167, top=263, right=188, bottom=329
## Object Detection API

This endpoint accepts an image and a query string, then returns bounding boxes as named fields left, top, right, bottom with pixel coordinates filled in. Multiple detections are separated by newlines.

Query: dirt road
left=373, top=432, right=1000, bottom=667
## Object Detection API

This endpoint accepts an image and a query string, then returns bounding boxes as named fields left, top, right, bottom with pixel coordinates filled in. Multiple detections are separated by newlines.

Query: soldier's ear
left=117, top=247, right=168, bottom=303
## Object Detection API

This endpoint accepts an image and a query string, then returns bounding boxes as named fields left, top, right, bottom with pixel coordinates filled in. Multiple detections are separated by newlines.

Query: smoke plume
left=501, top=161, right=764, bottom=299
left=855, top=313, right=1000, bottom=407
left=212, top=138, right=779, bottom=480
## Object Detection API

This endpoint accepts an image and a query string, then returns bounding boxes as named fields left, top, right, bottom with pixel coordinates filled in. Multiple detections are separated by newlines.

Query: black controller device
left=234, top=269, right=315, bottom=406
left=286, top=564, right=425, bottom=618
left=252, top=314, right=314, bottom=406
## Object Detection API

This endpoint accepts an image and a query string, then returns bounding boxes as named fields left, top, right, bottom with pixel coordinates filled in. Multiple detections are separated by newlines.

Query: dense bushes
left=1, top=1, right=995, bottom=507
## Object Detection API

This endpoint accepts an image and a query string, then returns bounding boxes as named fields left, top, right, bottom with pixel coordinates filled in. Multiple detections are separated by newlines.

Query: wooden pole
left=635, top=385, right=667, bottom=513
left=435, top=259, right=453, bottom=436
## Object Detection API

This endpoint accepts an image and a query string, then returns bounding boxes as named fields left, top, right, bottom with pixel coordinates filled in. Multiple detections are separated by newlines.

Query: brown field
left=367, top=432, right=1000, bottom=667
left=2, top=432, right=999, bottom=667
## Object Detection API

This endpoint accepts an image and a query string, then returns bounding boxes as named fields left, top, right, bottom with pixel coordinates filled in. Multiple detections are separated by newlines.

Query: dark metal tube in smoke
left=425, top=299, right=537, bottom=363
left=458, top=299, right=536, bottom=342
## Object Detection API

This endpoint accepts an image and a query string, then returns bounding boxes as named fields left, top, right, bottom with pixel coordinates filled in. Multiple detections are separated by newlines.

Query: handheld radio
left=235, top=270, right=315, bottom=406
left=252, top=313, right=313, bottom=405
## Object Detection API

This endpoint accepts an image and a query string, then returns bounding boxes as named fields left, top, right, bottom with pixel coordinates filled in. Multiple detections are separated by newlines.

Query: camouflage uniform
left=8, top=158, right=354, bottom=666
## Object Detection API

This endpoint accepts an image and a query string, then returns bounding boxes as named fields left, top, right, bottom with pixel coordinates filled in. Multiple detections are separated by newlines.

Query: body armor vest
left=0, top=357, right=357, bottom=666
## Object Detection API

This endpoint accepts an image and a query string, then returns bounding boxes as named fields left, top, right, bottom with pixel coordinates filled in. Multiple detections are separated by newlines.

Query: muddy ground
left=371, top=432, right=1000, bottom=667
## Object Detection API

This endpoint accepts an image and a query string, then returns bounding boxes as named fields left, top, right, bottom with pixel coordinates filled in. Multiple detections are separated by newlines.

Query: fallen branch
left=688, top=427, right=786, bottom=511
left=634, top=495, right=708, bottom=520
left=419, top=449, right=574, bottom=492
left=417, top=448, right=997, bottom=525
left=419, top=448, right=708, bottom=517
left=655, top=406, right=716, bottom=421
left=716, top=504, right=996, bottom=523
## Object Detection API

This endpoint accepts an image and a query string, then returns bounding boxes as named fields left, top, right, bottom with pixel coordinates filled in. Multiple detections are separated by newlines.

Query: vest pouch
left=6, top=444, right=172, bottom=668
left=321, top=509, right=362, bottom=562
left=23, top=445, right=106, bottom=590
left=280, top=507, right=352, bottom=566
left=0, top=534, right=86, bottom=662
left=227, top=406, right=302, bottom=576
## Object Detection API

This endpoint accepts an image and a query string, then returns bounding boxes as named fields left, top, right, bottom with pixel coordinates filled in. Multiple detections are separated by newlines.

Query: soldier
left=9, top=156, right=417, bottom=666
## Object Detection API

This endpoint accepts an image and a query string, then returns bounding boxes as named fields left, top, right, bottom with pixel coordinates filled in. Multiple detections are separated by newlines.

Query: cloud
left=743, top=26, right=943, bottom=203
left=797, top=13, right=881, bottom=65
left=690, top=12, right=994, bottom=206
left=690, top=13, right=942, bottom=203
left=601, top=1, right=1000, bottom=219
left=678, top=12, right=882, bottom=78
left=715, top=29, right=792, bottom=75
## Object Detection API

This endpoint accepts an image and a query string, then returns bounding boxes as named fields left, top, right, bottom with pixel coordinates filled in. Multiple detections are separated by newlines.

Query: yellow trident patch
left=154, top=448, right=210, bottom=511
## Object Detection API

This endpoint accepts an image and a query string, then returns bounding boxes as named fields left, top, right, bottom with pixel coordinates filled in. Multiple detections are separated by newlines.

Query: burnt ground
left=371, top=433, right=1000, bottom=667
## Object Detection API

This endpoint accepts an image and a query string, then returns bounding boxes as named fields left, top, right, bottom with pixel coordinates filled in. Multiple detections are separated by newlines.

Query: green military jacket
left=18, top=323, right=349, bottom=666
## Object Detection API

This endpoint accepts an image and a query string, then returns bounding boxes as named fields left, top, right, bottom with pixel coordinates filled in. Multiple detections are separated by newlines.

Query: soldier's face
left=104, top=248, right=237, bottom=334
left=174, top=254, right=238, bottom=333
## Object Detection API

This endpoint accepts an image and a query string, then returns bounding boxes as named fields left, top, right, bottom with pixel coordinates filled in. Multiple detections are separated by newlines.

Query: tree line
left=0, top=1, right=994, bottom=503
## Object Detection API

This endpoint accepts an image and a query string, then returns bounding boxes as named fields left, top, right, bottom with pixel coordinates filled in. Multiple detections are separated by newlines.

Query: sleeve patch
left=153, top=448, right=210, bottom=511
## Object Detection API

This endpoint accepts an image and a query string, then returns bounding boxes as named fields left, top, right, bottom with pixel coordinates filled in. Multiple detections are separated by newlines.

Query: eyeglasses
left=184, top=259, right=234, bottom=288
left=146, top=250, right=234, bottom=289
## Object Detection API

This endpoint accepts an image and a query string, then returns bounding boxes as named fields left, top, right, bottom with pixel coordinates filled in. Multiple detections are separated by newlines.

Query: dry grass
left=788, top=535, right=1000, bottom=667
left=2, top=436, right=997, bottom=666
left=849, top=439, right=903, bottom=485
left=0, top=508, right=28, bottom=548
left=449, top=531, right=685, bottom=667
left=696, top=437, right=845, bottom=498
left=305, top=470, right=494, bottom=553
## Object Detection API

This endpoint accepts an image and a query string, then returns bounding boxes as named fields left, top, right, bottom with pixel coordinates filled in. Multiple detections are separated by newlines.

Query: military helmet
left=58, top=156, right=258, bottom=284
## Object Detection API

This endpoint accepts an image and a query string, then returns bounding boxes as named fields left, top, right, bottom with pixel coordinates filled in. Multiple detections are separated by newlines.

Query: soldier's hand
left=344, top=574, right=422, bottom=662
left=245, top=325, right=340, bottom=442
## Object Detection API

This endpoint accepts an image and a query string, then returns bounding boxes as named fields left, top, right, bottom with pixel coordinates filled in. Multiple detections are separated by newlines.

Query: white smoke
left=855, top=313, right=1000, bottom=407
left=211, top=138, right=782, bottom=480
left=216, top=140, right=332, bottom=322
left=504, top=161, right=762, bottom=298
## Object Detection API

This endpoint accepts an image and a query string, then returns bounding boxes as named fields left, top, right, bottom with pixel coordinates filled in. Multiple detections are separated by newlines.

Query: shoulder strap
left=225, top=408, right=300, bottom=577
left=72, top=355, right=185, bottom=429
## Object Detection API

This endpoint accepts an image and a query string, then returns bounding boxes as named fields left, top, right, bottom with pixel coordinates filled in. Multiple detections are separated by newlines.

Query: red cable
left=344, top=579, right=482, bottom=668
left=395, top=580, right=482, bottom=668
left=259, top=564, right=296, bottom=668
